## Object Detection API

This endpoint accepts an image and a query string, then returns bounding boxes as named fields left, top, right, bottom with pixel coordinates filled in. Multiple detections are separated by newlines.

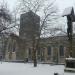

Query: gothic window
left=40, top=48, right=44, bottom=61
left=59, top=46, right=64, bottom=56
left=47, top=46, right=51, bottom=55
left=12, top=42, right=16, bottom=52
left=8, top=43, right=12, bottom=52
left=29, top=48, right=31, bottom=55
left=37, top=48, right=40, bottom=55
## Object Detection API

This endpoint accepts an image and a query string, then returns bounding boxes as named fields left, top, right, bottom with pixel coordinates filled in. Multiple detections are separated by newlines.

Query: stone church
left=4, top=11, right=75, bottom=64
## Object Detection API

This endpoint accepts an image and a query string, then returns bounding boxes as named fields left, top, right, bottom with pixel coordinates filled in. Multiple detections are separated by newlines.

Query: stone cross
left=63, top=7, right=75, bottom=57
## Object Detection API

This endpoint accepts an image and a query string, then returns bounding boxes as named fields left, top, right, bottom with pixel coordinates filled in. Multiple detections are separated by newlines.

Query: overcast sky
left=4, top=0, right=75, bottom=13
left=0, top=0, right=74, bottom=14
left=0, top=0, right=75, bottom=35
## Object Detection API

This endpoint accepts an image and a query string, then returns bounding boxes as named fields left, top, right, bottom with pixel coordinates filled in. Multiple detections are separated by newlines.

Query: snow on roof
left=62, top=7, right=73, bottom=16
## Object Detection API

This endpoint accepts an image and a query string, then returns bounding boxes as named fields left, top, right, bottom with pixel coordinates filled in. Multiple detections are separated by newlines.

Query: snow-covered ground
left=0, top=62, right=75, bottom=75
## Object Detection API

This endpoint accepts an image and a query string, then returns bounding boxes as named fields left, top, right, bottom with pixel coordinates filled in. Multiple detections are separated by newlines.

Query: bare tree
left=0, top=0, right=22, bottom=60
left=0, top=0, right=20, bottom=35
left=0, top=3, right=11, bottom=33
left=17, top=0, right=58, bottom=67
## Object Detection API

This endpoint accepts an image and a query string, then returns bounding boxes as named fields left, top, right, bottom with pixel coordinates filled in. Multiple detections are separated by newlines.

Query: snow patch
left=0, top=62, right=74, bottom=75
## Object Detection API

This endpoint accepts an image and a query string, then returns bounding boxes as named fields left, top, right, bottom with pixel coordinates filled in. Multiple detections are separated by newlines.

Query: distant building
left=5, top=33, right=26, bottom=61
left=5, top=11, right=40, bottom=61
left=4, top=11, right=75, bottom=64
left=4, top=33, right=75, bottom=64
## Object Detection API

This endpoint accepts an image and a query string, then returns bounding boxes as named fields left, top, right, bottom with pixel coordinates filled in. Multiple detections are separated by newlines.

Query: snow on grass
left=0, top=62, right=75, bottom=75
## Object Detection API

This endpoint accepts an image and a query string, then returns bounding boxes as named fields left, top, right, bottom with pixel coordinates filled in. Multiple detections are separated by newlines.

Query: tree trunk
left=33, top=48, right=37, bottom=67
left=32, top=38, right=37, bottom=67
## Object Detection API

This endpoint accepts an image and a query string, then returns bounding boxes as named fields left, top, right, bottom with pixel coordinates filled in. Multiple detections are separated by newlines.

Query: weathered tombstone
left=62, top=7, right=75, bottom=72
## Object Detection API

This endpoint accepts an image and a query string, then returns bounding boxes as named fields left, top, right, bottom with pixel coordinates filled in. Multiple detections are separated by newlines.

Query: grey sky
left=4, top=0, right=72, bottom=22
left=0, top=0, right=75, bottom=35
left=56, top=0, right=75, bottom=13
left=5, top=0, right=75, bottom=13
left=0, top=0, right=17, bottom=10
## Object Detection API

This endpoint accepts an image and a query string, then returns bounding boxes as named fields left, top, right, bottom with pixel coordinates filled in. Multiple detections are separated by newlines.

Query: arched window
left=29, top=48, right=31, bottom=55
left=59, top=46, right=64, bottom=56
left=37, top=47, right=40, bottom=55
left=8, top=42, right=12, bottom=52
left=12, top=42, right=16, bottom=52
left=47, top=46, right=51, bottom=55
